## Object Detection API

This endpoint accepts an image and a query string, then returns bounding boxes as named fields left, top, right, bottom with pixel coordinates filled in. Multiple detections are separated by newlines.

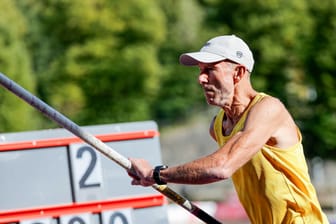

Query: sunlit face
left=198, top=60, right=237, bottom=108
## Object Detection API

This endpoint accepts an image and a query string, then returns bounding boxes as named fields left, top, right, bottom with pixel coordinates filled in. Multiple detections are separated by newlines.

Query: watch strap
left=153, top=165, right=168, bottom=185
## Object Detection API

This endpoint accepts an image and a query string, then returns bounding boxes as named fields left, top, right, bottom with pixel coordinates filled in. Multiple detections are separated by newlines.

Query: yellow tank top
left=213, top=93, right=329, bottom=224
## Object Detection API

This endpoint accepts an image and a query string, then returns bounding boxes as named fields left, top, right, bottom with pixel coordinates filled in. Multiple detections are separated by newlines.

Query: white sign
left=69, top=143, right=104, bottom=202
left=20, top=218, right=52, bottom=224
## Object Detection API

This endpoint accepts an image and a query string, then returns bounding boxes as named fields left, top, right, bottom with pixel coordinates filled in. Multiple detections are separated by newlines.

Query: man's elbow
left=210, top=165, right=233, bottom=181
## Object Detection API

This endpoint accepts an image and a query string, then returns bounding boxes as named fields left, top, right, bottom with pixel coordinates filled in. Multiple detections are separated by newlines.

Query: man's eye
left=204, top=68, right=213, bottom=73
left=200, top=67, right=214, bottom=73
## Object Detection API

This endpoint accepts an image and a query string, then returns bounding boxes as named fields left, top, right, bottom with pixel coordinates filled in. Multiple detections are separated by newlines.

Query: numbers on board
left=102, top=209, right=133, bottom=224
left=59, top=213, right=90, bottom=224
left=69, top=143, right=104, bottom=201
left=67, top=216, right=86, bottom=224
left=76, top=146, right=101, bottom=189
left=108, top=211, right=129, bottom=224
left=21, top=210, right=134, bottom=224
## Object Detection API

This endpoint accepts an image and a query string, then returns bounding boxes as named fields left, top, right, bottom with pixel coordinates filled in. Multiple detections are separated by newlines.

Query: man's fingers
left=127, top=170, right=140, bottom=180
left=128, top=158, right=154, bottom=187
left=131, top=179, right=140, bottom=185
left=131, top=178, right=152, bottom=187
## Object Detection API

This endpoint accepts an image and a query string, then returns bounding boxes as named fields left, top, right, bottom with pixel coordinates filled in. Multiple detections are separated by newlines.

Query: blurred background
left=0, top=0, right=335, bottom=223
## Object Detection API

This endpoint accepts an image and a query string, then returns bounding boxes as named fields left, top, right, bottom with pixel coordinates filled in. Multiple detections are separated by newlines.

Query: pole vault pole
left=0, top=72, right=222, bottom=224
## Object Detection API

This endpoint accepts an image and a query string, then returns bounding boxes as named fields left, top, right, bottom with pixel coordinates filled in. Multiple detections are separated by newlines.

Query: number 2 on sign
left=70, top=144, right=103, bottom=190
left=77, top=146, right=101, bottom=188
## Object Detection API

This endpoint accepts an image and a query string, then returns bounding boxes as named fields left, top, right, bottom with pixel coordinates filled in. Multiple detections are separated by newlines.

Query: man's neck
left=224, top=89, right=258, bottom=122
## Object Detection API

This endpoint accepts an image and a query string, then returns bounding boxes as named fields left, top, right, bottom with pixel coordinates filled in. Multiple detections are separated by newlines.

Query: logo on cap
left=236, top=51, right=243, bottom=58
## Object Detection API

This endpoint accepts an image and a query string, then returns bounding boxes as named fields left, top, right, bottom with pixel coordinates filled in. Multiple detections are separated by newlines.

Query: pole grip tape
left=154, top=185, right=222, bottom=224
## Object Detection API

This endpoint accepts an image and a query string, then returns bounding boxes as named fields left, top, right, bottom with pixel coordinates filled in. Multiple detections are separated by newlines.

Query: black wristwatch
left=153, top=165, right=168, bottom=185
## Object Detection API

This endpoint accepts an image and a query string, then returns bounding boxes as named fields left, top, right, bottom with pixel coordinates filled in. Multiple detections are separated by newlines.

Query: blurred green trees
left=0, top=0, right=335, bottom=158
left=0, top=0, right=40, bottom=131
left=15, top=0, right=166, bottom=125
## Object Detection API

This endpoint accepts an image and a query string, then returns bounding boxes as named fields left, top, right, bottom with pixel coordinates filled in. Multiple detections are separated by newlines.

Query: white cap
left=179, top=35, right=254, bottom=72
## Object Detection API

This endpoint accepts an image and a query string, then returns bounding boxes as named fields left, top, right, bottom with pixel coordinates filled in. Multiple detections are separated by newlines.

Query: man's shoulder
left=249, top=93, right=289, bottom=120
left=257, top=93, right=284, bottom=108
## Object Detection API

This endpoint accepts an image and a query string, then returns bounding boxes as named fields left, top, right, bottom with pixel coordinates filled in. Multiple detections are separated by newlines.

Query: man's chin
left=206, top=99, right=216, bottom=106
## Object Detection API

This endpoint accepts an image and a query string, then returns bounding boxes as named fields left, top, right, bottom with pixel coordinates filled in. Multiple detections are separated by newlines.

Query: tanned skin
left=128, top=60, right=298, bottom=187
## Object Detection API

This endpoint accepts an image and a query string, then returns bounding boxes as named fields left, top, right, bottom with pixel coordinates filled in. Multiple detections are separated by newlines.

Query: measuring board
left=0, top=121, right=169, bottom=224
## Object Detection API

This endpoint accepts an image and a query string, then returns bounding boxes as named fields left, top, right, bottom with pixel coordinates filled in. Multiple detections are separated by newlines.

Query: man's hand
left=127, top=158, right=155, bottom=187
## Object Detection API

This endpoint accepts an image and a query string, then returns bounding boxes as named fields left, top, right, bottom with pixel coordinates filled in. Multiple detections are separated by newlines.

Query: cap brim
left=179, top=52, right=226, bottom=66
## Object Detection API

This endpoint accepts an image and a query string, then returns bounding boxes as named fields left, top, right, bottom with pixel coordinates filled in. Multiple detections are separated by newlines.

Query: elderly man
left=128, top=35, right=329, bottom=223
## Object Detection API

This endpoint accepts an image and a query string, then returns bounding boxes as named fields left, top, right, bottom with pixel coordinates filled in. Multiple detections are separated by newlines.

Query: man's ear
left=233, top=65, right=246, bottom=83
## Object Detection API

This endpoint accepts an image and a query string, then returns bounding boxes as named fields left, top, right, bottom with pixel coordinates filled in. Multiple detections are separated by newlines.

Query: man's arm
left=129, top=96, right=294, bottom=186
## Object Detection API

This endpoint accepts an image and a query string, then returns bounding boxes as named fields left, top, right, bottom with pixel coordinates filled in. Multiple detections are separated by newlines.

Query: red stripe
left=0, top=130, right=159, bottom=152
left=0, top=194, right=166, bottom=223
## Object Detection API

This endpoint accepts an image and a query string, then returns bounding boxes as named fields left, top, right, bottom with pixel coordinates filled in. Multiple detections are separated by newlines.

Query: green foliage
left=154, top=0, right=207, bottom=123
left=16, top=0, right=166, bottom=126
left=0, top=0, right=40, bottom=131
left=298, top=0, right=336, bottom=157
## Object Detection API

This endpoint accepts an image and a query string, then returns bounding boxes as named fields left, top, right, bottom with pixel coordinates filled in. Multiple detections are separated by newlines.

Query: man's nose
left=198, top=73, right=208, bottom=85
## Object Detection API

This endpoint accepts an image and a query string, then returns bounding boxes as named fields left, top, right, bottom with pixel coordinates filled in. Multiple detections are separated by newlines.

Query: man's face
left=198, top=60, right=236, bottom=108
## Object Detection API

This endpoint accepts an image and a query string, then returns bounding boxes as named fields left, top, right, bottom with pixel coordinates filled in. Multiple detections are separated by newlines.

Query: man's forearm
left=159, top=156, right=227, bottom=184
